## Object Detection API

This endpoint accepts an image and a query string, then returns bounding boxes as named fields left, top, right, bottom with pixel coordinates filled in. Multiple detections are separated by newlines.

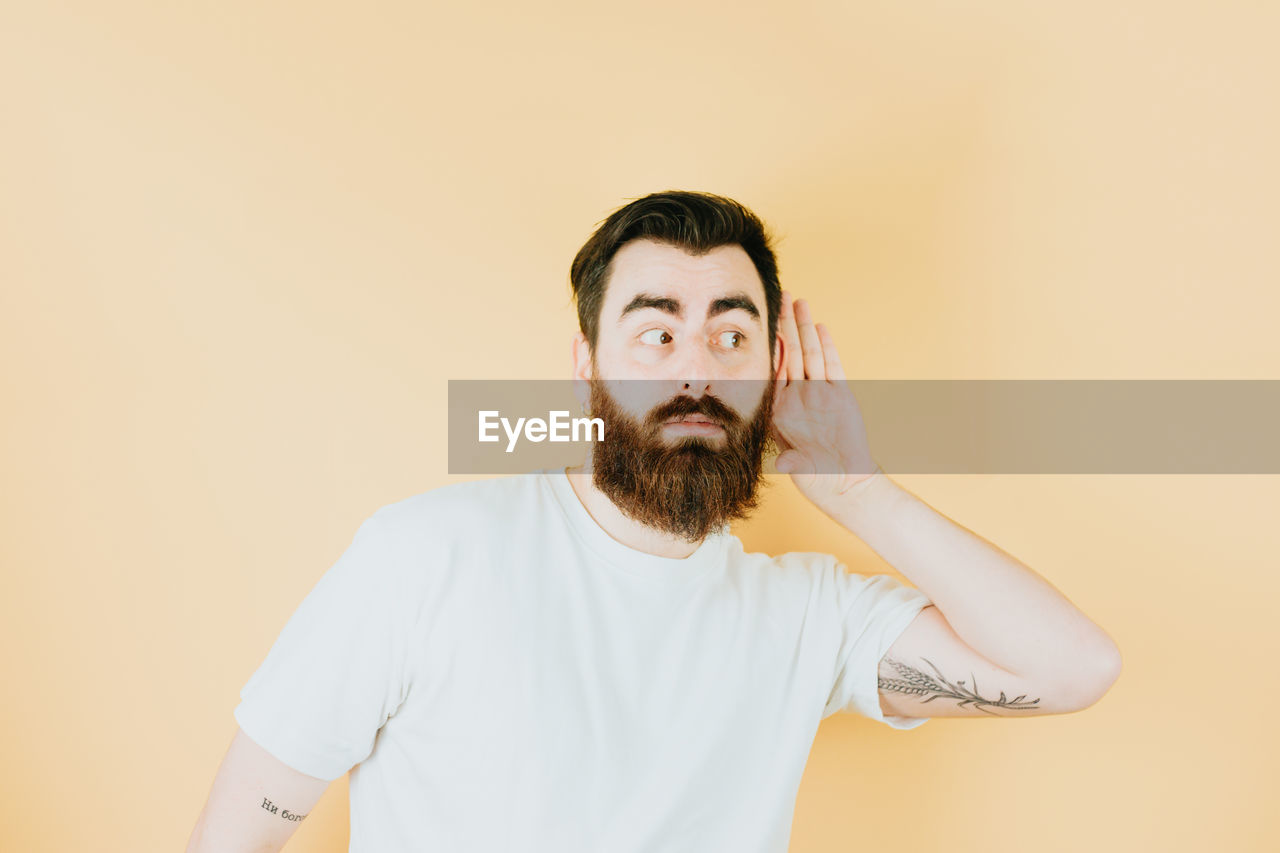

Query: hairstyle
left=569, top=190, right=783, bottom=361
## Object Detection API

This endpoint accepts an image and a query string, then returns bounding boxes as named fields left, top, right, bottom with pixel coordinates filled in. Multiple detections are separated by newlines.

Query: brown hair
left=569, top=190, right=783, bottom=360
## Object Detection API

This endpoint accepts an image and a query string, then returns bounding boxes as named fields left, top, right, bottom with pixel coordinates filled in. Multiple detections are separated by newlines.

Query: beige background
left=2, top=2, right=1277, bottom=851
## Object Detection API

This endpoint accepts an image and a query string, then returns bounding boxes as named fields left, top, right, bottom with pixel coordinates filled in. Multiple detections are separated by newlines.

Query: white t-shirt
left=234, top=467, right=932, bottom=853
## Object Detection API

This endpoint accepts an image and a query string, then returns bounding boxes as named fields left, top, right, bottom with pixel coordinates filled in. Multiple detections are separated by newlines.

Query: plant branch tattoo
left=879, top=656, right=1041, bottom=714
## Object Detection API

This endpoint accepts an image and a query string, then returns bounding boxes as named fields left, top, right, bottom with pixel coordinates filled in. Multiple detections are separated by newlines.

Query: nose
left=681, top=378, right=712, bottom=395
left=672, top=340, right=716, bottom=397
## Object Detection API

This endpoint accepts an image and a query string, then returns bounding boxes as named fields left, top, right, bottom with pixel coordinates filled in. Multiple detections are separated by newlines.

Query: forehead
left=601, top=238, right=765, bottom=317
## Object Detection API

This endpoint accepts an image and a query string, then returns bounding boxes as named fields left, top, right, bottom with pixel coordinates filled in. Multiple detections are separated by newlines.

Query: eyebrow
left=618, top=292, right=762, bottom=324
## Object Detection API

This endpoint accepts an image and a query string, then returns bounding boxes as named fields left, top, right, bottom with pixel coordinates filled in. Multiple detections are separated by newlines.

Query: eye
left=639, top=328, right=672, bottom=346
left=717, top=330, right=745, bottom=349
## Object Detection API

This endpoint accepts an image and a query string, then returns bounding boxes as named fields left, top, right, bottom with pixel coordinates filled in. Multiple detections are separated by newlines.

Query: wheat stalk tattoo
left=878, top=656, right=1041, bottom=714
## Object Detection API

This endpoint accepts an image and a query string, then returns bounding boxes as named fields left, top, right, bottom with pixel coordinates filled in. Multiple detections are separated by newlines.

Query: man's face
left=572, top=238, right=783, bottom=541
left=584, top=237, right=777, bottom=419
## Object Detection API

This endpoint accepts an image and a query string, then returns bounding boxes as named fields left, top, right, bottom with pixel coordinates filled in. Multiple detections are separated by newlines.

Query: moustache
left=646, top=393, right=741, bottom=429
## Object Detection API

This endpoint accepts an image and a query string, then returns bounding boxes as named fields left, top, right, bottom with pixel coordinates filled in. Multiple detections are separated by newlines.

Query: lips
left=667, top=414, right=719, bottom=426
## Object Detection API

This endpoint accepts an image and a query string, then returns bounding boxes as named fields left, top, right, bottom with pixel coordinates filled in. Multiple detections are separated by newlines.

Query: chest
left=408, top=551, right=825, bottom=771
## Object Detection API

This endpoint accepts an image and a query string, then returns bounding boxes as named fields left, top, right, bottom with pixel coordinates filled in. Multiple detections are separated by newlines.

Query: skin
left=566, top=236, right=1120, bottom=719
left=186, top=234, right=1122, bottom=853
left=186, top=229, right=1121, bottom=853
left=568, top=236, right=841, bottom=558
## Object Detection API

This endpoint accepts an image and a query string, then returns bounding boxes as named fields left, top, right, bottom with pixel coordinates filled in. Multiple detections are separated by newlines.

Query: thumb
left=775, top=450, right=805, bottom=474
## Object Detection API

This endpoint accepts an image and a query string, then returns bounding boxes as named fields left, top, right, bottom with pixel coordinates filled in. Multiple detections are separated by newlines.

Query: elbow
left=1068, top=640, right=1123, bottom=710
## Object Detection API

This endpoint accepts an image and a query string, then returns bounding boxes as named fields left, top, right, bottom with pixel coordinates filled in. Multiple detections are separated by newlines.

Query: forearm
left=825, top=471, right=1121, bottom=685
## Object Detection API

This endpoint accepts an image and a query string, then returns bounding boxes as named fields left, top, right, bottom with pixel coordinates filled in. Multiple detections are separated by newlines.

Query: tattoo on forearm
left=261, top=797, right=307, bottom=822
left=878, top=656, right=1041, bottom=714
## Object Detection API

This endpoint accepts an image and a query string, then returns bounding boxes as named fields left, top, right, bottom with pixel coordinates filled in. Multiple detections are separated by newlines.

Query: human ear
left=571, top=332, right=595, bottom=381
left=571, top=331, right=593, bottom=411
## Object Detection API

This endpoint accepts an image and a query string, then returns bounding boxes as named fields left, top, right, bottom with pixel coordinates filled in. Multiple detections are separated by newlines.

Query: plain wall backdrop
left=2, top=2, right=1276, bottom=851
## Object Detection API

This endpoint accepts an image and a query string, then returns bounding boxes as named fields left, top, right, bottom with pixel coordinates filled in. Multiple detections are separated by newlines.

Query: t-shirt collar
left=541, top=466, right=729, bottom=583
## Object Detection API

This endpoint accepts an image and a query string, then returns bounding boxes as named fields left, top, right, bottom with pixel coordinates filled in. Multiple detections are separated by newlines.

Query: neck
left=564, top=458, right=707, bottom=560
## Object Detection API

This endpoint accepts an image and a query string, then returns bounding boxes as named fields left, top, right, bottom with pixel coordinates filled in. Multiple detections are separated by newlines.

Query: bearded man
left=188, top=191, right=1122, bottom=853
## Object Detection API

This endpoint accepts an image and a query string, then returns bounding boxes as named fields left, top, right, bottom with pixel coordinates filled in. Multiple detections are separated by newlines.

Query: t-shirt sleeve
left=821, top=560, right=934, bottom=730
left=233, top=511, right=418, bottom=781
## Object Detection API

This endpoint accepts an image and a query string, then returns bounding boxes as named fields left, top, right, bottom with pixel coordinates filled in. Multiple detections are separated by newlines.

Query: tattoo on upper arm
left=878, top=656, right=1042, bottom=714
left=260, top=797, right=308, bottom=823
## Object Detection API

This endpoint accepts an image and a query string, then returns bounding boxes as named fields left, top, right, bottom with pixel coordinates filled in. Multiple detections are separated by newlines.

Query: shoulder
left=360, top=474, right=542, bottom=545
left=722, top=537, right=841, bottom=591
left=722, top=541, right=898, bottom=602
left=322, top=475, right=541, bottom=598
left=726, top=538, right=839, bottom=576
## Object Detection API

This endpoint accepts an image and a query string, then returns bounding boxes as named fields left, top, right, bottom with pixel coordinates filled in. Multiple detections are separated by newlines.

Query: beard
left=587, top=376, right=777, bottom=543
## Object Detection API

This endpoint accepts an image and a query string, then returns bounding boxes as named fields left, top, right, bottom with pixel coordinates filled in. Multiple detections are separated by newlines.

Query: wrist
left=824, top=463, right=899, bottom=530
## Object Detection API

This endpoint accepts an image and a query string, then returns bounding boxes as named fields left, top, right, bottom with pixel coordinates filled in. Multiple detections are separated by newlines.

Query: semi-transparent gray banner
left=448, top=380, right=1280, bottom=474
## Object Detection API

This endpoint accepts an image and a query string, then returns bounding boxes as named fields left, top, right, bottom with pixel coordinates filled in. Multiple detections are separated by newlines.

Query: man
left=187, top=191, right=1122, bottom=852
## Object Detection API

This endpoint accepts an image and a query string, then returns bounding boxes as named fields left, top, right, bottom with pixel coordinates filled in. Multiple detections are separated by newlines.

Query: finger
left=793, top=298, right=826, bottom=380
left=775, top=450, right=814, bottom=476
left=775, top=450, right=801, bottom=474
left=816, top=323, right=846, bottom=382
left=779, top=291, right=804, bottom=383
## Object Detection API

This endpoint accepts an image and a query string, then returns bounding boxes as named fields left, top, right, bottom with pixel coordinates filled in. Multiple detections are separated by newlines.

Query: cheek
left=722, top=366, right=774, bottom=410
left=602, top=378, right=662, bottom=418
left=596, top=342, right=657, bottom=375
left=626, top=345, right=665, bottom=368
left=727, top=387, right=769, bottom=421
